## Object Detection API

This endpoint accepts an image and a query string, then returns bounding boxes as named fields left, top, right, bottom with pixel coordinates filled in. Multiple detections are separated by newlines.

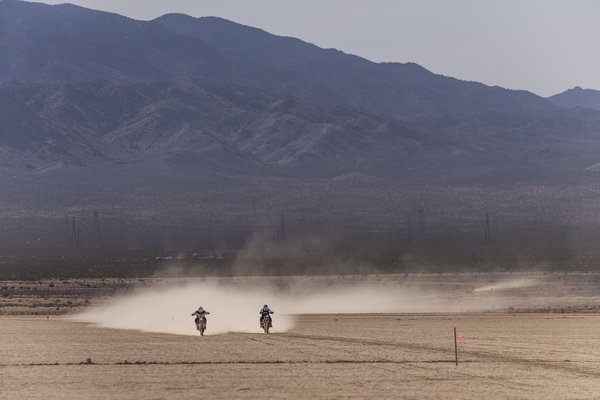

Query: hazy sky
left=37, top=0, right=600, bottom=96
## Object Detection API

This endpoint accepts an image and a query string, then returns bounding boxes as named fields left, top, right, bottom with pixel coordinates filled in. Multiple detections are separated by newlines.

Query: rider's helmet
left=263, top=304, right=268, bottom=308
left=198, top=306, right=204, bottom=311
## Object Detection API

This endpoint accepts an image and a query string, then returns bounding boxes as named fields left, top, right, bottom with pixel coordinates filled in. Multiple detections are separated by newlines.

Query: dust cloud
left=69, top=276, right=527, bottom=336
left=472, top=278, right=540, bottom=293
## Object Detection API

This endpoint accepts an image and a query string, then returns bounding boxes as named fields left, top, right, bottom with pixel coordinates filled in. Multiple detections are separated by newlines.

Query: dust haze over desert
left=1, top=0, right=600, bottom=399
left=72, top=276, right=524, bottom=335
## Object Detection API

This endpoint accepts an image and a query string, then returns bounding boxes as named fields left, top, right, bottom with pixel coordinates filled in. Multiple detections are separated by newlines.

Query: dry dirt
left=2, top=273, right=600, bottom=399
left=2, top=313, right=600, bottom=399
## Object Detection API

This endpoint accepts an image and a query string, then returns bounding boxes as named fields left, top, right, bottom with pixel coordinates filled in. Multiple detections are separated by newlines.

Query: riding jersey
left=192, top=310, right=210, bottom=318
left=260, top=308, right=273, bottom=318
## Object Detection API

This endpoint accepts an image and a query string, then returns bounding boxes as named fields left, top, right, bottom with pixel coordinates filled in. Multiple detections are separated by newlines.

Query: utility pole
left=484, top=213, right=492, bottom=246
left=280, top=212, right=286, bottom=244
left=76, top=223, right=80, bottom=248
left=417, top=208, right=425, bottom=238
left=71, top=216, right=80, bottom=248
left=64, top=215, right=70, bottom=247
left=92, top=209, right=100, bottom=245
left=406, top=213, right=413, bottom=244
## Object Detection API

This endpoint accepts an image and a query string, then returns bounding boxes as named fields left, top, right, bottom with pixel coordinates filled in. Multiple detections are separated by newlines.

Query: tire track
left=277, top=332, right=600, bottom=378
left=231, top=333, right=336, bottom=362
left=261, top=334, right=402, bottom=373
left=0, top=359, right=467, bottom=367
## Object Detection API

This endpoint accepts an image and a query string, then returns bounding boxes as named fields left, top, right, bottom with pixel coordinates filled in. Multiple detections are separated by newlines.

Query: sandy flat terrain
left=2, top=313, right=600, bottom=399
left=2, top=273, right=600, bottom=399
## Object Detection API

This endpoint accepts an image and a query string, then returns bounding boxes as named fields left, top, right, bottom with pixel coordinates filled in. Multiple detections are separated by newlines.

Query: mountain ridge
left=0, top=1, right=559, bottom=121
left=0, top=0, right=599, bottom=180
left=549, top=87, right=600, bottom=112
left=154, top=12, right=556, bottom=121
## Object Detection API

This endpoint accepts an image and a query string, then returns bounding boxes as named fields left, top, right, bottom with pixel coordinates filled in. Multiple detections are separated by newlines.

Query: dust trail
left=70, top=278, right=510, bottom=336
left=473, top=278, right=541, bottom=293
left=70, top=282, right=295, bottom=335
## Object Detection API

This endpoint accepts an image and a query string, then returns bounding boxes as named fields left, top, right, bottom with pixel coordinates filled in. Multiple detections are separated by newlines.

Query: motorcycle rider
left=191, top=306, right=210, bottom=331
left=259, top=304, right=274, bottom=327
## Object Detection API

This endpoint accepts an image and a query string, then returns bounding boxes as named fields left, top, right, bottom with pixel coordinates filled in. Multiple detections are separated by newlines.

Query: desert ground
left=2, top=273, right=600, bottom=399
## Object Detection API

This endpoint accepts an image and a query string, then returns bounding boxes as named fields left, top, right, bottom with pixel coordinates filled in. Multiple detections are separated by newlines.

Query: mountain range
left=0, top=0, right=599, bottom=176
left=0, top=0, right=598, bottom=179
left=0, top=0, right=600, bottom=240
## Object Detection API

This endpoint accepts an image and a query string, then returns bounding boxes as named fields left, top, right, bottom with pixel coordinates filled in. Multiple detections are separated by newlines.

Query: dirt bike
left=260, top=314, right=272, bottom=334
left=195, top=316, right=207, bottom=336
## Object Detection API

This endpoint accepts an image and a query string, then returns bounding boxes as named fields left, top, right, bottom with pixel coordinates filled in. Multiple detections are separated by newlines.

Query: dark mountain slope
left=2, top=78, right=600, bottom=178
left=0, top=1, right=564, bottom=122
left=0, top=89, right=47, bottom=149
left=0, top=0, right=217, bottom=82
left=0, top=1, right=598, bottom=180
left=549, top=87, right=600, bottom=112
left=0, top=79, right=458, bottom=175
left=155, top=14, right=556, bottom=121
